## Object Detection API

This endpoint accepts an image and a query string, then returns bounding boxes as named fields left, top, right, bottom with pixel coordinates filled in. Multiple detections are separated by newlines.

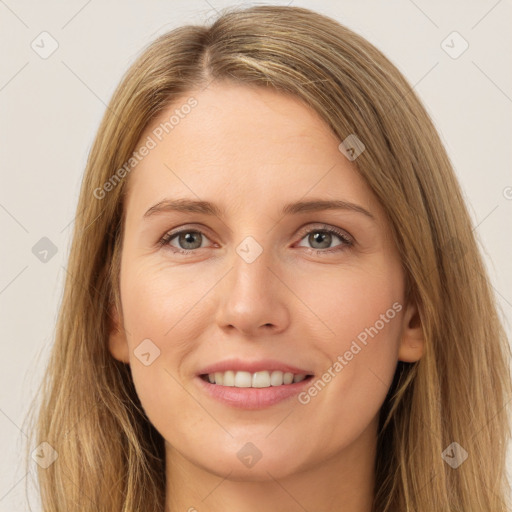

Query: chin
left=201, top=455, right=305, bottom=482
left=198, top=439, right=312, bottom=480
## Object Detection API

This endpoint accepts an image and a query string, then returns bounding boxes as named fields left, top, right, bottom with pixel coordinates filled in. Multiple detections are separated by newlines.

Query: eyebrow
left=143, top=198, right=375, bottom=220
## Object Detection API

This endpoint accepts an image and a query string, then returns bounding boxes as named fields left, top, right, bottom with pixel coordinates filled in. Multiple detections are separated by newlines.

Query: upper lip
left=198, top=358, right=314, bottom=376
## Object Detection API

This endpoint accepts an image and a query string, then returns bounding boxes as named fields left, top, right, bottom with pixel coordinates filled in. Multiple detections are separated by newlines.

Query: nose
left=214, top=241, right=290, bottom=337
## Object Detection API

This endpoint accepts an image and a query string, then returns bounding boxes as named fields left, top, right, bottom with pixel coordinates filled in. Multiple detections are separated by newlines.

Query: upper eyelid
left=296, top=223, right=352, bottom=239
left=163, top=224, right=215, bottom=242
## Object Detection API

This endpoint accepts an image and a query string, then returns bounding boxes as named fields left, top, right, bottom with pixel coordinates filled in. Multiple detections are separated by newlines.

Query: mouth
left=195, top=359, right=316, bottom=408
left=199, top=370, right=315, bottom=388
left=196, top=370, right=315, bottom=409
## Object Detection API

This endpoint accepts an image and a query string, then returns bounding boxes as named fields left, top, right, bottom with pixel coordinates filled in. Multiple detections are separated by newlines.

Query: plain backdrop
left=1, top=0, right=511, bottom=510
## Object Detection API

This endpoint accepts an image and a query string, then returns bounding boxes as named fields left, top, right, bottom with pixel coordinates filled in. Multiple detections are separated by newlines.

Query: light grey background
left=1, top=0, right=511, bottom=509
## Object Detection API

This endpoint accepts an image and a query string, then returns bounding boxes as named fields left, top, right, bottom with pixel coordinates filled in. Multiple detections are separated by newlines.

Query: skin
left=109, top=81, right=424, bottom=512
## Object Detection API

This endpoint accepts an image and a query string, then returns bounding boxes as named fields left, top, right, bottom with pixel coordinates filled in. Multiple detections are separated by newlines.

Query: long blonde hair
left=26, top=5, right=511, bottom=511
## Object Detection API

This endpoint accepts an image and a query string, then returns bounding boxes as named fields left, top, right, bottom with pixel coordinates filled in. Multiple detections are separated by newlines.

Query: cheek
left=121, top=257, right=224, bottom=358
left=293, top=259, right=404, bottom=353
left=119, top=260, right=234, bottom=437
left=293, top=263, right=404, bottom=436
left=118, top=264, right=192, bottom=415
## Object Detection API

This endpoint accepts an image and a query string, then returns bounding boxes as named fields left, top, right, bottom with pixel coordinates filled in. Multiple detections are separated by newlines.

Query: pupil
left=311, top=232, right=331, bottom=249
left=180, top=232, right=201, bottom=249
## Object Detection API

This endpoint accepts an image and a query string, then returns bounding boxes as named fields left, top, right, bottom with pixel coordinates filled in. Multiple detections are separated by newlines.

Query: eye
left=159, top=228, right=212, bottom=254
left=295, top=225, right=353, bottom=254
left=158, top=224, right=354, bottom=256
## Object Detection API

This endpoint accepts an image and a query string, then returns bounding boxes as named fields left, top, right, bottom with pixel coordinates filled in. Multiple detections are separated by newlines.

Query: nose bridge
left=234, top=235, right=271, bottom=293
left=229, top=233, right=275, bottom=306
left=214, top=232, right=289, bottom=335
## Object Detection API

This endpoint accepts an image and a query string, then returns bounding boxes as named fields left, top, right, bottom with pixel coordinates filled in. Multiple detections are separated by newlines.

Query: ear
left=398, top=300, right=425, bottom=363
left=108, top=304, right=130, bottom=363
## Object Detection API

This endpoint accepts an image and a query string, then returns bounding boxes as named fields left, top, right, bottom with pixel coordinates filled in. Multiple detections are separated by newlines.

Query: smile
left=200, top=370, right=312, bottom=388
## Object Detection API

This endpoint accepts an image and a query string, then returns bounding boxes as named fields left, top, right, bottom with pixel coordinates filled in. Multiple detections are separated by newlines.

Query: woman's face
left=109, top=82, right=423, bottom=480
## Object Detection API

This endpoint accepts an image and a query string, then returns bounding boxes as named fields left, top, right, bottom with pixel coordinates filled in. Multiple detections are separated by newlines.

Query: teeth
left=204, top=370, right=308, bottom=387
left=270, top=370, right=284, bottom=386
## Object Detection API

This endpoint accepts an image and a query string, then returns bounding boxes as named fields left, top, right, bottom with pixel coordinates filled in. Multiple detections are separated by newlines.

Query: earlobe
left=398, top=301, right=425, bottom=363
left=107, top=305, right=130, bottom=363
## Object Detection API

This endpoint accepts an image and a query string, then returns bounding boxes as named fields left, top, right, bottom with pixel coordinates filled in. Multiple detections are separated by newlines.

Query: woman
left=27, top=5, right=511, bottom=511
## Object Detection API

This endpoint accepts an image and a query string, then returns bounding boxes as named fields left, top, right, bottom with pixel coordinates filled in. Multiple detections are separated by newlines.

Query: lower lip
left=196, top=375, right=314, bottom=410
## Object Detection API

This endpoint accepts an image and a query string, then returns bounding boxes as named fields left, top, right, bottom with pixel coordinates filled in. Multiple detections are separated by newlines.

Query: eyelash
left=158, top=224, right=354, bottom=256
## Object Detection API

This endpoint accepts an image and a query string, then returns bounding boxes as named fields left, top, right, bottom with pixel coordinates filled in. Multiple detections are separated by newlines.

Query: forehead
left=124, top=82, right=378, bottom=219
